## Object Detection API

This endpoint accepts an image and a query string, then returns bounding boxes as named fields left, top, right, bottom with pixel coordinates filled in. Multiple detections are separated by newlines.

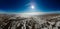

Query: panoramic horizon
left=0, top=0, right=60, bottom=29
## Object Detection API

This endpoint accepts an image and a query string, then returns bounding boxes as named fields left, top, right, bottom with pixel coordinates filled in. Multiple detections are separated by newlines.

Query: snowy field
left=0, top=14, right=60, bottom=29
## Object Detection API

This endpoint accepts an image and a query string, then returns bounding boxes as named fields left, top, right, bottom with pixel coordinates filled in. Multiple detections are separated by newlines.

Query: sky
left=0, top=0, right=60, bottom=13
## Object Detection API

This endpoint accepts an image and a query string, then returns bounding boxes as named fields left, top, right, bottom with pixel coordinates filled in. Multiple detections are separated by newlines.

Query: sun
left=31, top=5, right=35, bottom=9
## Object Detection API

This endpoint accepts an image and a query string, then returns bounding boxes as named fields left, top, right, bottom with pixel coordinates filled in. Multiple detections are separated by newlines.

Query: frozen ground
left=0, top=14, right=60, bottom=29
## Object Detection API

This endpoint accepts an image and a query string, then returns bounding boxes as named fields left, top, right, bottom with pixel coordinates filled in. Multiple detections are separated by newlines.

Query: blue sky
left=0, top=0, right=60, bottom=13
